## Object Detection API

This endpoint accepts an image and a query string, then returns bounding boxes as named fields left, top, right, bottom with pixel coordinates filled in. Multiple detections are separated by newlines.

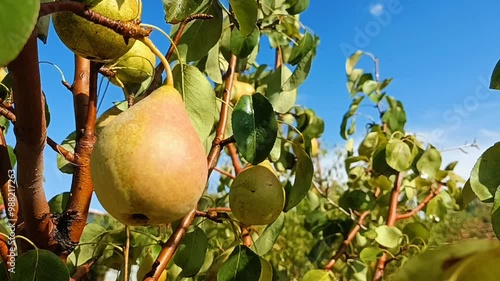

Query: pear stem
left=124, top=225, right=130, bottom=281
left=139, top=37, right=173, bottom=87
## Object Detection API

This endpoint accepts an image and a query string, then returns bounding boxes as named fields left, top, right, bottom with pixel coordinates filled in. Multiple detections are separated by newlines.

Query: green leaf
left=232, top=93, right=278, bottom=164
left=203, top=42, right=223, bottom=84
left=403, top=222, right=429, bottom=243
left=282, top=41, right=316, bottom=91
left=173, top=64, right=218, bottom=144
left=283, top=144, right=314, bottom=211
left=340, top=96, right=364, bottom=139
left=252, top=213, right=285, bottom=255
left=217, top=245, right=261, bottom=281
left=296, top=109, right=324, bottom=139
left=259, top=257, right=273, bottom=280
left=461, top=179, right=477, bottom=205
left=426, top=195, right=447, bottom=222
left=7, top=145, right=16, bottom=167
left=57, top=131, right=77, bottom=174
left=469, top=142, right=500, bottom=202
left=174, top=226, right=208, bottom=277
left=375, top=225, right=403, bottom=248
left=416, top=147, right=442, bottom=179
left=301, top=269, right=336, bottom=281
left=381, top=98, right=407, bottom=133
left=230, top=0, right=258, bottom=37
left=163, top=0, right=210, bottom=24
left=43, top=92, right=50, bottom=127
left=358, top=132, right=379, bottom=157
left=392, top=240, right=500, bottom=281
left=48, top=192, right=70, bottom=214
left=491, top=188, right=500, bottom=239
left=339, top=190, right=375, bottom=212
left=490, top=59, right=500, bottom=90
left=231, top=27, right=260, bottom=59
left=71, top=223, right=108, bottom=266
left=362, top=80, right=378, bottom=95
left=385, top=139, right=412, bottom=171
left=37, top=0, right=54, bottom=44
left=346, top=50, right=363, bottom=75
left=0, top=116, right=8, bottom=133
left=360, top=247, right=383, bottom=263
left=12, top=249, right=69, bottom=281
left=171, top=1, right=222, bottom=62
left=0, top=0, right=40, bottom=66
left=288, top=32, right=314, bottom=65
left=265, top=65, right=298, bottom=113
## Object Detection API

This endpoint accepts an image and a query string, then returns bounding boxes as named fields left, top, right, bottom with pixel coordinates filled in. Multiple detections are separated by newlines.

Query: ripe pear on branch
left=90, top=38, right=208, bottom=226
left=52, top=0, right=142, bottom=62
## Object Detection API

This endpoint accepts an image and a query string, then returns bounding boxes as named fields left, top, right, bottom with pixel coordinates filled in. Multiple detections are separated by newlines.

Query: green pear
left=106, top=39, right=156, bottom=87
left=229, top=166, right=285, bottom=225
left=90, top=85, right=208, bottom=226
left=52, top=0, right=142, bottom=62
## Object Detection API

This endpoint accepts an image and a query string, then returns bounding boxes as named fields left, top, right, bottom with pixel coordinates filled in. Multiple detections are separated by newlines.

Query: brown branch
left=0, top=235, right=10, bottom=278
left=207, top=207, right=231, bottom=213
left=195, top=209, right=230, bottom=223
left=207, top=55, right=238, bottom=177
left=61, top=57, right=98, bottom=258
left=0, top=104, right=76, bottom=164
left=397, top=185, right=441, bottom=220
left=144, top=13, right=214, bottom=97
left=70, top=260, right=95, bottom=281
left=0, top=130, right=18, bottom=224
left=144, top=210, right=196, bottom=281
left=373, top=172, right=404, bottom=281
left=46, top=137, right=76, bottom=164
left=213, top=167, right=235, bottom=179
left=324, top=211, right=370, bottom=271
left=39, top=2, right=151, bottom=39
left=227, top=143, right=243, bottom=174
left=275, top=47, right=283, bottom=69
left=8, top=31, right=54, bottom=250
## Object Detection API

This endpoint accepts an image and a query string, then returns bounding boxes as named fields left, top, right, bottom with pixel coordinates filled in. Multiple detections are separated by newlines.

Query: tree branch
left=61, top=57, right=98, bottom=257
left=8, top=31, right=54, bottom=249
left=324, top=211, right=370, bottom=271
left=207, top=54, right=238, bottom=176
left=227, top=143, right=243, bottom=174
left=39, top=2, right=151, bottom=39
left=144, top=210, right=196, bottom=281
left=195, top=209, right=230, bottom=223
left=373, top=172, right=404, bottom=281
left=397, top=185, right=441, bottom=220
left=213, top=167, right=235, bottom=179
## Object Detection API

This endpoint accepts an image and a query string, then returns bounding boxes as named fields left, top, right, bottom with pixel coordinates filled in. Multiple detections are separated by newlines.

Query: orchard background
left=2, top=1, right=500, bottom=281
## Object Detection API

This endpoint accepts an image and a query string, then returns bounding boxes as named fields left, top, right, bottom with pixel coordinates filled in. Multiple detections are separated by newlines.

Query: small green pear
left=90, top=85, right=208, bottom=226
left=106, top=39, right=156, bottom=87
left=229, top=166, right=285, bottom=225
left=52, top=0, right=142, bottom=62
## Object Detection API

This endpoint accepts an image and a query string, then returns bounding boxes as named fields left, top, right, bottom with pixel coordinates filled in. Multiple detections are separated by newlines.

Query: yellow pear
left=95, top=105, right=123, bottom=136
left=229, top=166, right=284, bottom=225
left=230, top=74, right=255, bottom=104
left=52, top=0, right=142, bottom=62
left=311, top=138, right=320, bottom=157
left=90, top=85, right=208, bottom=226
left=106, top=39, right=156, bottom=87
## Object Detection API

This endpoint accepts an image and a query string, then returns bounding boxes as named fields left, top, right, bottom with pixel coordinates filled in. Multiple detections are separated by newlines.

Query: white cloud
left=369, top=3, right=384, bottom=16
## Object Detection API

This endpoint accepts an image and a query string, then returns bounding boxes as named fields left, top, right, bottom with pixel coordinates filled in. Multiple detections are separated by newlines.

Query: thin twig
left=207, top=55, right=238, bottom=176
left=227, top=143, right=243, bottom=174
left=144, top=210, right=196, bottom=281
left=397, top=185, right=441, bottom=220
left=324, top=211, right=370, bottom=271
left=39, top=2, right=151, bottom=38
left=124, top=226, right=130, bottom=281
left=213, top=167, right=235, bottom=179
left=373, top=172, right=404, bottom=281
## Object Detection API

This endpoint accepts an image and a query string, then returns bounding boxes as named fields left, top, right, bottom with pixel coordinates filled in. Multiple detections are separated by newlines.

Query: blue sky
left=6, top=0, right=500, bottom=211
